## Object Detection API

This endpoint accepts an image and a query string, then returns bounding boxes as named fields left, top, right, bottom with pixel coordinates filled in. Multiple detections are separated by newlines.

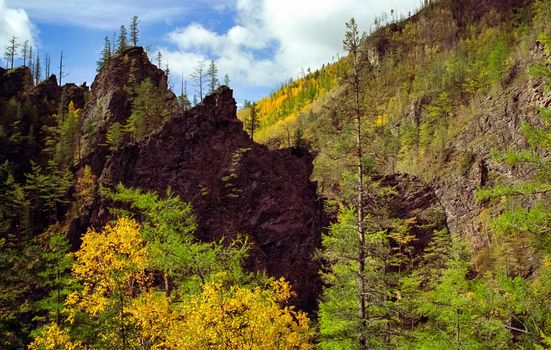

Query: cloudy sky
left=1, top=0, right=418, bottom=103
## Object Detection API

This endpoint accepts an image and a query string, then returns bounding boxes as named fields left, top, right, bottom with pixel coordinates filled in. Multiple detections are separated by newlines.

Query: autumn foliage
left=29, top=190, right=312, bottom=349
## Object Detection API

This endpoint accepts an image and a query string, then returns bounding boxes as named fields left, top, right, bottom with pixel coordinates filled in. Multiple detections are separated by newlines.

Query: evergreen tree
left=207, top=60, right=219, bottom=93
left=126, top=78, right=168, bottom=141
left=34, top=50, right=41, bottom=84
left=156, top=51, right=162, bottom=67
left=130, top=16, right=139, bottom=47
left=223, top=73, right=230, bottom=86
left=35, top=232, right=74, bottom=326
left=21, top=40, right=29, bottom=67
left=58, top=51, right=67, bottom=86
left=28, top=46, right=33, bottom=73
left=117, top=25, right=128, bottom=53
left=179, top=77, right=192, bottom=112
left=243, top=101, right=259, bottom=141
left=54, top=101, right=80, bottom=169
left=97, top=36, right=112, bottom=72
left=190, top=60, right=206, bottom=100
left=344, top=18, right=369, bottom=350
left=44, top=53, right=51, bottom=78
left=106, top=122, right=124, bottom=150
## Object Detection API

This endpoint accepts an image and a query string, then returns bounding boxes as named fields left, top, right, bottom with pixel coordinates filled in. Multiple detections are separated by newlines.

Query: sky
left=1, top=0, right=419, bottom=104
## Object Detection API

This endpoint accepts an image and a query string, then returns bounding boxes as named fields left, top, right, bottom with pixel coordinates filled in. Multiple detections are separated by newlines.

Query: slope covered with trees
left=242, top=0, right=551, bottom=348
left=1, top=1, right=551, bottom=349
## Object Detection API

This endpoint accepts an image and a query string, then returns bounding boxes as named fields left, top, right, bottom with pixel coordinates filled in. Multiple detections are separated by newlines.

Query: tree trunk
left=354, top=53, right=368, bottom=350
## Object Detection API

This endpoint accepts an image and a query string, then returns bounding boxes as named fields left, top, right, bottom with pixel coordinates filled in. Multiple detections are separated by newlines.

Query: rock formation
left=76, top=46, right=173, bottom=175
left=72, top=72, right=325, bottom=310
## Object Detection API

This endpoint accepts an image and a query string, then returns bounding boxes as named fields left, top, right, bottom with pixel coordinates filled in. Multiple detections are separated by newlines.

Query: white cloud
left=0, top=0, right=35, bottom=65
left=163, top=0, right=417, bottom=100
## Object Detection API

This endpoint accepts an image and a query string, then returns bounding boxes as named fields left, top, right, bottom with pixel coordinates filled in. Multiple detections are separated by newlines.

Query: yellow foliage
left=28, top=323, right=86, bottom=350
left=167, top=277, right=312, bottom=350
left=128, top=291, right=180, bottom=349
left=66, top=217, right=150, bottom=318
left=374, top=114, right=389, bottom=127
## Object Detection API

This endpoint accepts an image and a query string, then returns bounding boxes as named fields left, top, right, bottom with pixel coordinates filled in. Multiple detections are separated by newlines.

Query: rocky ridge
left=70, top=51, right=326, bottom=310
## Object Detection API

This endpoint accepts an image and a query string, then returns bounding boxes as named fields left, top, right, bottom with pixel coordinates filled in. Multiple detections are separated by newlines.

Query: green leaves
left=102, top=184, right=250, bottom=295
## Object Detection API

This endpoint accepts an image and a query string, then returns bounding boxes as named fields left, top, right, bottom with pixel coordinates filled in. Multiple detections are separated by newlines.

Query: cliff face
left=433, top=52, right=550, bottom=250
left=0, top=67, right=88, bottom=177
left=77, top=46, right=172, bottom=175
left=72, top=85, right=325, bottom=311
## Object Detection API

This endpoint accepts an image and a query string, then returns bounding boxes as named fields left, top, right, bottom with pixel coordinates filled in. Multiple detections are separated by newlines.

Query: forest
left=1, top=0, right=551, bottom=349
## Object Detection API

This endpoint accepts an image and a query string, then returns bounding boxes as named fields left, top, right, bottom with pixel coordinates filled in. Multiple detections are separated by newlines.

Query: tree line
left=3, top=36, right=63, bottom=85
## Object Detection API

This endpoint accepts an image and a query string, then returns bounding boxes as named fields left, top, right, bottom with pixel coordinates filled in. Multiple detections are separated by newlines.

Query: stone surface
left=76, top=46, right=172, bottom=176
left=72, top=86, right=325, bottom=312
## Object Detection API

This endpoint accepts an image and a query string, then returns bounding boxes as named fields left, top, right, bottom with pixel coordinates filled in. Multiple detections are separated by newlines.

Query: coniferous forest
left=1, top=0, right=550, bottom=349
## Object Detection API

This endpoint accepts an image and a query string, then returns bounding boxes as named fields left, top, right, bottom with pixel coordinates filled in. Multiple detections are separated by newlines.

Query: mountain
left=69, top=48, right=326, bottom=310
left=1, top=0, right=550, bottom=348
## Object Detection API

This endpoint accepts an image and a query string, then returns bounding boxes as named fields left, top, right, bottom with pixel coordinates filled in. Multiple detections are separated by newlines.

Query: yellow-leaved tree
left=28, top=323, right=85, bottom=350
left=65, top=217, right=150, bottom=349
left=166, top=277, right=312, bottom=350
left=29, top=187, right=313, bottom=349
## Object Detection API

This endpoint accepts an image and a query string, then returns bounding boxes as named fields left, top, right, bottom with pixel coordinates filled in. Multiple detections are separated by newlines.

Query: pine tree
left=58, top=51, right=67, bottom=86
left=21, top=40, right=29, bottom=67
left=223, top=73, right=230, bottom=86
left=207, top=60, right=219, bottom=94
left=117, top=25, right=128, bottom=53
left=28, top=45, right=33, bottom=73
left=156, top=51, right=162, bottom=67
left=243, top=101, right=259, bottom=141
left=106, top=122, right=124, bottom=149
left=343, top=18, right=369, bottom=349
left=44, top=53, right=51, bottom=78
left=190, top=60, right=206, bottom=100
left=97, top=36, right=112, bottom=71
left=126, top=78, right=168, bottom=141
left=179, top=77, right=192, bottom=112
left=130, top=16, right=139, bottom=47
left=35, top=232, right=74, bottom=326
left=34, top=50, right=41, bottom=84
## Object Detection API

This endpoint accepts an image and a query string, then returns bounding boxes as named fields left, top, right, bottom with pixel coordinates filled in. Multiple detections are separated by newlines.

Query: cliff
left=71, top=75, right=325, bottom=310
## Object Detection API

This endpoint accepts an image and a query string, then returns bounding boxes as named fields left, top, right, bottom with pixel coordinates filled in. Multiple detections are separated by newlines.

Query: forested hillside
left=240, top=0, right=551, bottom=348
left=0, top=0, right=550, bottom=348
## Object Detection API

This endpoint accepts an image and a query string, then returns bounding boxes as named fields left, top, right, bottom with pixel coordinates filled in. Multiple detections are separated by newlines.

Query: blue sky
left=1, top=0, right=418, bottom=104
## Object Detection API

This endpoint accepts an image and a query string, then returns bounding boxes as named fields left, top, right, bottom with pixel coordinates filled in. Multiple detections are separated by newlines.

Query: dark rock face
left=0, top=67, right=33, bottom=98
left=76, top=87, right=325, bottom=312
left=77, top=46, right=171, bottom=175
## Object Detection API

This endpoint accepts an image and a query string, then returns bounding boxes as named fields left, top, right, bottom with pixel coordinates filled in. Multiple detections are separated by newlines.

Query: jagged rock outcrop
left=0, top=68, right=88, bottom=176
left=73, top=86, right=325, bottom=312
left=0, top=67, right=33, bottom=98
left=77, top=46, right=172, bottom=175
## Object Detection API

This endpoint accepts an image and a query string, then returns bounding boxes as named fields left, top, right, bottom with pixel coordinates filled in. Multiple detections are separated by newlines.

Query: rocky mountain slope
left=70, top=50, right=326, bottom=311
left=76, top=46, right=173, bottom=175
